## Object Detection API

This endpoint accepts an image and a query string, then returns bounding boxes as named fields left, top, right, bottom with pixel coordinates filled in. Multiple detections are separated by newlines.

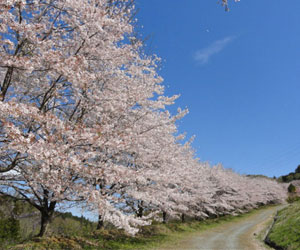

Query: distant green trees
left=278, top=165, right=300, bottom=183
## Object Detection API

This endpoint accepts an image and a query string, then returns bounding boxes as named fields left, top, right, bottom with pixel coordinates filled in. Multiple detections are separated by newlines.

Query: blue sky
left=135, top=0, right=300, bottom=177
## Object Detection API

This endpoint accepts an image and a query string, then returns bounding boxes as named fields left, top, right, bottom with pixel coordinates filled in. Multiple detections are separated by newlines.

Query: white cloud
left=194, top=36, right=236, bottom=65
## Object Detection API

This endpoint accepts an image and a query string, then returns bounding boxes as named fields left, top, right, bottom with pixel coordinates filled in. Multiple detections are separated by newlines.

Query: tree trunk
left=37, top=200, right=56, bottom=237
left=38, top=212, right=51, bottom=237
left=181, top=213, right=185, bottom=223
left=96, top=214, right=104, bottom=230
left=137, top=201, right=144, bottom=218
left=162, top=211, right=167, bottom=224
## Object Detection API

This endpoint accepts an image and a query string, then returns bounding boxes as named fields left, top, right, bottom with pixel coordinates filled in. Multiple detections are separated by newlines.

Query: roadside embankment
left=264, top=200, right=300, bottom=250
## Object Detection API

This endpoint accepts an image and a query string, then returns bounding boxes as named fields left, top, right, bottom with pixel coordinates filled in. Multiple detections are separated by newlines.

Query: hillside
left=0, top=195, right=96, bottom=249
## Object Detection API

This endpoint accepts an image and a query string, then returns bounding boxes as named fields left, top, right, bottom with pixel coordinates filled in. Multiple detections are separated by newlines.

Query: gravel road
left=157, top=205, right=283, bottom=250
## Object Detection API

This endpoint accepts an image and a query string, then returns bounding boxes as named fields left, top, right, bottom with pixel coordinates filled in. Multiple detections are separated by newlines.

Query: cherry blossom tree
left=222, top=0, right=240, bottom=11
left=0, top=0, right=287, bottom=238
left=0, top=0, right=188, bottom=236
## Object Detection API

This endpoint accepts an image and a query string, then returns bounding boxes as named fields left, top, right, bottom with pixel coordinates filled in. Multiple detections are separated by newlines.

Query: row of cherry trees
left=0, top=0, right=286, bottom=236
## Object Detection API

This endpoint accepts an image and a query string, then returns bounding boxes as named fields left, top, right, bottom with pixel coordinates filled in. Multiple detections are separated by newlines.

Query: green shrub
left=288, top=183, right=296, bottom=193
left=0, top=217, right=20, bottom=243
left=287, top=196, right=300, bottom=203
left=294, top=173, right=300, bottom=180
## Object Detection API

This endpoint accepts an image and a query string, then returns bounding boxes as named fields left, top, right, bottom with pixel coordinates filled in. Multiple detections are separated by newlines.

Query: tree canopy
left=0, top=0, right=286, bottom=237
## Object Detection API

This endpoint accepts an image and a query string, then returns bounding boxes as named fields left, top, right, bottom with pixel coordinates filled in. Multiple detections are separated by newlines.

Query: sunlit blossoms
left=0, top=0, right=286, bottom=236
left=222, top=0, right=240, bottom=11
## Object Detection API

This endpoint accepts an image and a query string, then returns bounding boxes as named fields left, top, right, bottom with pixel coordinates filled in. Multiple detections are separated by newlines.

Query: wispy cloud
left=194, top=36, right=236, bottom=65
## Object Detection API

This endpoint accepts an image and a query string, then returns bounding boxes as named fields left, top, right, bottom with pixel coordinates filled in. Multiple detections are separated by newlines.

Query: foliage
left=0, top=217, right=20, bottom=245
left=286, top=196, right=300, bottom=204
left=288, top=184, right=296, bottom=193
left=246, top=174, right=274, bottom=179
left=268, top=201, right=300, bottom=250
left=10, top=236, right=96, bottom=250
left=0, top=195, right=96, bottom=246
left=278, top=165, right=300, bottom=183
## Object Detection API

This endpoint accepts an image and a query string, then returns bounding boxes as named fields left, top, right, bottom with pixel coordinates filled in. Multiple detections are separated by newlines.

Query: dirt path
left=156, top=206, right=284, bottom=250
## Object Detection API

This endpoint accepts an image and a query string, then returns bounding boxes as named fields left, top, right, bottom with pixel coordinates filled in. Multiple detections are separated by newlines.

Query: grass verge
left=267, top=200, right=300, bottom=250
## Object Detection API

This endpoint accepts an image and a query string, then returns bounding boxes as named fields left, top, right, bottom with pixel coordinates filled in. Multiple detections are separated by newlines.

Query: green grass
left=268, top=200, right=300, bottom=250
left=7, top=205, right=278, bottom=250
